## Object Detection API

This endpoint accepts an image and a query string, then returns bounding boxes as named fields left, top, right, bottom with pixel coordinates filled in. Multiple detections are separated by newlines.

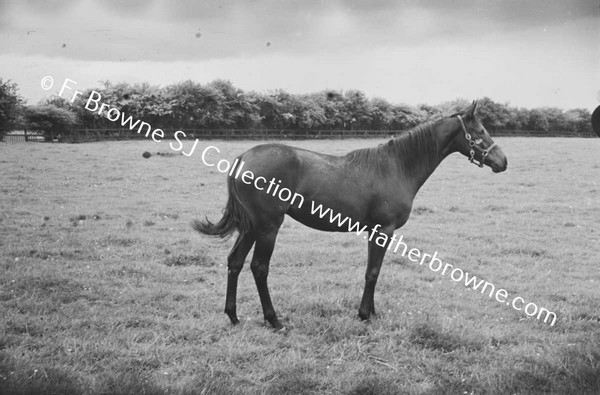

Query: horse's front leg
left=358, top=229, right=392, bottom=321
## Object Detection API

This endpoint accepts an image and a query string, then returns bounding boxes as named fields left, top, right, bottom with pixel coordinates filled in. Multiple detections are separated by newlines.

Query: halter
left=457, top=115, right=497, bottom=168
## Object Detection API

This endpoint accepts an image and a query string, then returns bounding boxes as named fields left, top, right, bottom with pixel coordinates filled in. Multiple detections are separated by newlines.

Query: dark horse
left=194, top=101, right=507, bottom=329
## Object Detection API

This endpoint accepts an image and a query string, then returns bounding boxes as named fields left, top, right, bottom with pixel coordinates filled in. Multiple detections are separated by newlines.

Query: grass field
left=1, top=137, right=599, bottom=394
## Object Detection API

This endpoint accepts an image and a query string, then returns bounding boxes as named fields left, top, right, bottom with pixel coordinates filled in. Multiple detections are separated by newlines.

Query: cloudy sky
left=0, top=0, right=598, bottom=110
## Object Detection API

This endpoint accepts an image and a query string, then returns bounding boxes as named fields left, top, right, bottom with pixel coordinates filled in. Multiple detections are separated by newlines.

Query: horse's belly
left=286, top=199, right=368, bottom=233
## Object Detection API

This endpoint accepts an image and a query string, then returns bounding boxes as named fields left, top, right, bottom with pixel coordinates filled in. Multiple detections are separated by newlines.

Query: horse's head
left=451, top=101, right=507, bottom=173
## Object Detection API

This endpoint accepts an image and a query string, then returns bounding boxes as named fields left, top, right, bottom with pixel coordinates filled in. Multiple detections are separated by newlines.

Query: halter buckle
left=458, top=115, right=494, bottom=169
left=469, top=149, right=484, bottom=167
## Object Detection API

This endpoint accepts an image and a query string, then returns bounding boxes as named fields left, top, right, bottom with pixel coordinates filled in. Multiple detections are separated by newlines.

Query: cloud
left=1, top=0, right=597, bottom=110
left=0, top=0, right=597, bottom=62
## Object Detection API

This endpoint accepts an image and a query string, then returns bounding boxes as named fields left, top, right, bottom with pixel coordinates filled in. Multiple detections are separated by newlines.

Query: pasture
left=1, top=137, right=599, bottom=394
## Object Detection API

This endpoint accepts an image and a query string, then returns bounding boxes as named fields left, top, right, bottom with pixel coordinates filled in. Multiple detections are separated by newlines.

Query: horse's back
left=231, top=143, right=383, bottom=231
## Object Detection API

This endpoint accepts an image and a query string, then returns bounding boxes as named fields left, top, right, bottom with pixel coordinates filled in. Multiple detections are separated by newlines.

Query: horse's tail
left=192, top=164, right=252, bottom=239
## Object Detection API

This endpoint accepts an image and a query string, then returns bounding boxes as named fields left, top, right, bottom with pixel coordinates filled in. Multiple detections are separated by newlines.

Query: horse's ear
left=463, top=100, right=477, bottom=118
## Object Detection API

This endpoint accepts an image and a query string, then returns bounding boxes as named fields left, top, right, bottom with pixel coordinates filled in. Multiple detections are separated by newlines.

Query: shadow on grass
left=409, top=321, right=484, bottom=353
left=180, top=370, right=246, bottom=395
left=0, top=352, right=81, bottom=395
left=347, top=376, right=401, bottom=395
left=427, top=336, right=600, bottom=394
left=96, top=366, right=164, bottom=395
left=265, top=364, right=321, bottom=395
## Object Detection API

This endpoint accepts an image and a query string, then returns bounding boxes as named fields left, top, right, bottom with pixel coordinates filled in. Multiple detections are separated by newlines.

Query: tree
left=297, top=93, right=326, bottom=130
left=539, top=107, right=567, bottom=132
left=527, top=109, right=549, bottom=132
left=564, top=108, right=592, bottom=135
left=436, top=98, right=471, bottom=116
left=476, top=97, right=511, bottom=130
left=132, top=82, right=174, bottom=127
left=417, top=104, right=443, bottom=122
left=41, top=95, right=74, bottom=110
left=505, top=107, right=529, bottom=130
left=8, top=76, right=592, bottom=137
left=343, top=90, right=372, bottom=129
left=254, top=91, right=285, bottom=129
left=0, top=79, right=25, bottom=140
left=206, top=80, right=257, bottom=128
left=390, top=104, right=426, bottom=130
left=24, top=105, right=78, bottom=141
left=165, top=80, right=206, bottom=128
left=320, top=90, right=345, bottom=129
left=370, top=98, right=394, bottom=130
left=257, top=90, right=302, bottom=129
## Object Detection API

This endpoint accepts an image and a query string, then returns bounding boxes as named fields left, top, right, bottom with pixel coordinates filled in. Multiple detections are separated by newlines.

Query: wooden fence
left=2, top=128, right=596, bottom=143
left=27, top=129, right=401, bottom=143
left=493, top=129, right=596, bottom=137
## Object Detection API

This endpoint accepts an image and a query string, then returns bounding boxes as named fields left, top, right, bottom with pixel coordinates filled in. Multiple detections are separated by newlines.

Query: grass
left=0, top=137, right=599, bottom=394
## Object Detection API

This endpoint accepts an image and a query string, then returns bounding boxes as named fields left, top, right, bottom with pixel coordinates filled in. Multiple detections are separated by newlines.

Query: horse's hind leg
left=250, top=225, right=283, bottom=330
left=224, top=232, right=255, bottom=325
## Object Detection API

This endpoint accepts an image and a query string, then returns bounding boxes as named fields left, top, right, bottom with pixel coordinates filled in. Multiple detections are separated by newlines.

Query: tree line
left=0, top=78, right=594, bottom=140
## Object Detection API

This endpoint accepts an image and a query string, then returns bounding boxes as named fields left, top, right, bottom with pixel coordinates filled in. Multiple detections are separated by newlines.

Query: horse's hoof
left=267, top=320, right=283, bottom=329
left=265, top=317, right=288, bottom=332
left=274, top=325, right=287, bottom=334
left=358, top=312, right=371, bottom=321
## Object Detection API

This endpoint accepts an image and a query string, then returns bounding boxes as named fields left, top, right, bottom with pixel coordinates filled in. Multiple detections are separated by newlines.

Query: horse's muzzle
left=491, top=156, right=507, bottom=173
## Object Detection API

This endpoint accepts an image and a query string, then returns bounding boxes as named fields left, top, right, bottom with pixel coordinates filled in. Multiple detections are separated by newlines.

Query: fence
left=33, top=129, right=401, bottom=143
left=2, top=128, right=596, bottom=143
left=2, top=132, right=45, bottom=143
left=493, top=129, right=596, bottom=137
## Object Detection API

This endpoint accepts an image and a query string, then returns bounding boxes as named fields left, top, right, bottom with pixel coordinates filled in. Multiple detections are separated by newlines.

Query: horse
left=194, top=101, right=507, bottom=330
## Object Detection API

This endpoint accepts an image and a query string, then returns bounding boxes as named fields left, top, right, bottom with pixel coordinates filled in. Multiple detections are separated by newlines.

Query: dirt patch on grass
left=498, top=246, right=549, bottom=258
left=164, top=254, right=215, bottom=267
left=68, top=213, right=101, bottom=226
left=100, top=236, right=139, bottom=247
left=4, top=319, right=44, bottom=337
left=3, top=276, right=95, bottom=305
left=17, top=248, right=98, bottom=261
left=302, top=301, right=347, bottom=319
left=107, top=266, right=150, bottom=279
left=69, top=214, right=88, bottom=222
left=412, top=206, right=435, bottom=215
left=156, top=212, right=179, bottom=220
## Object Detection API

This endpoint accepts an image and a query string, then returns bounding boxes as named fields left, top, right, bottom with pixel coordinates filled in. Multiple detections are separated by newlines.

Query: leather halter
left=457, top=115, right=497, bottom=168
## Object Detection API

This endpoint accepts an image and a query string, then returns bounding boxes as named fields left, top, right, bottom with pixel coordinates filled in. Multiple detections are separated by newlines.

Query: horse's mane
left=344, top=119, right=443, bottom=177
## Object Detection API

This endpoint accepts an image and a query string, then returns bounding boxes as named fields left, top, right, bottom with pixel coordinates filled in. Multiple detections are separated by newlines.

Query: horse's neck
left=389, top=122, right=457, bottom=196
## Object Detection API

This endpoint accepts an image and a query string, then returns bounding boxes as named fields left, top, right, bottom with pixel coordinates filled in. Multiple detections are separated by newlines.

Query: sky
left=0, top=0, right=599, bottom=110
